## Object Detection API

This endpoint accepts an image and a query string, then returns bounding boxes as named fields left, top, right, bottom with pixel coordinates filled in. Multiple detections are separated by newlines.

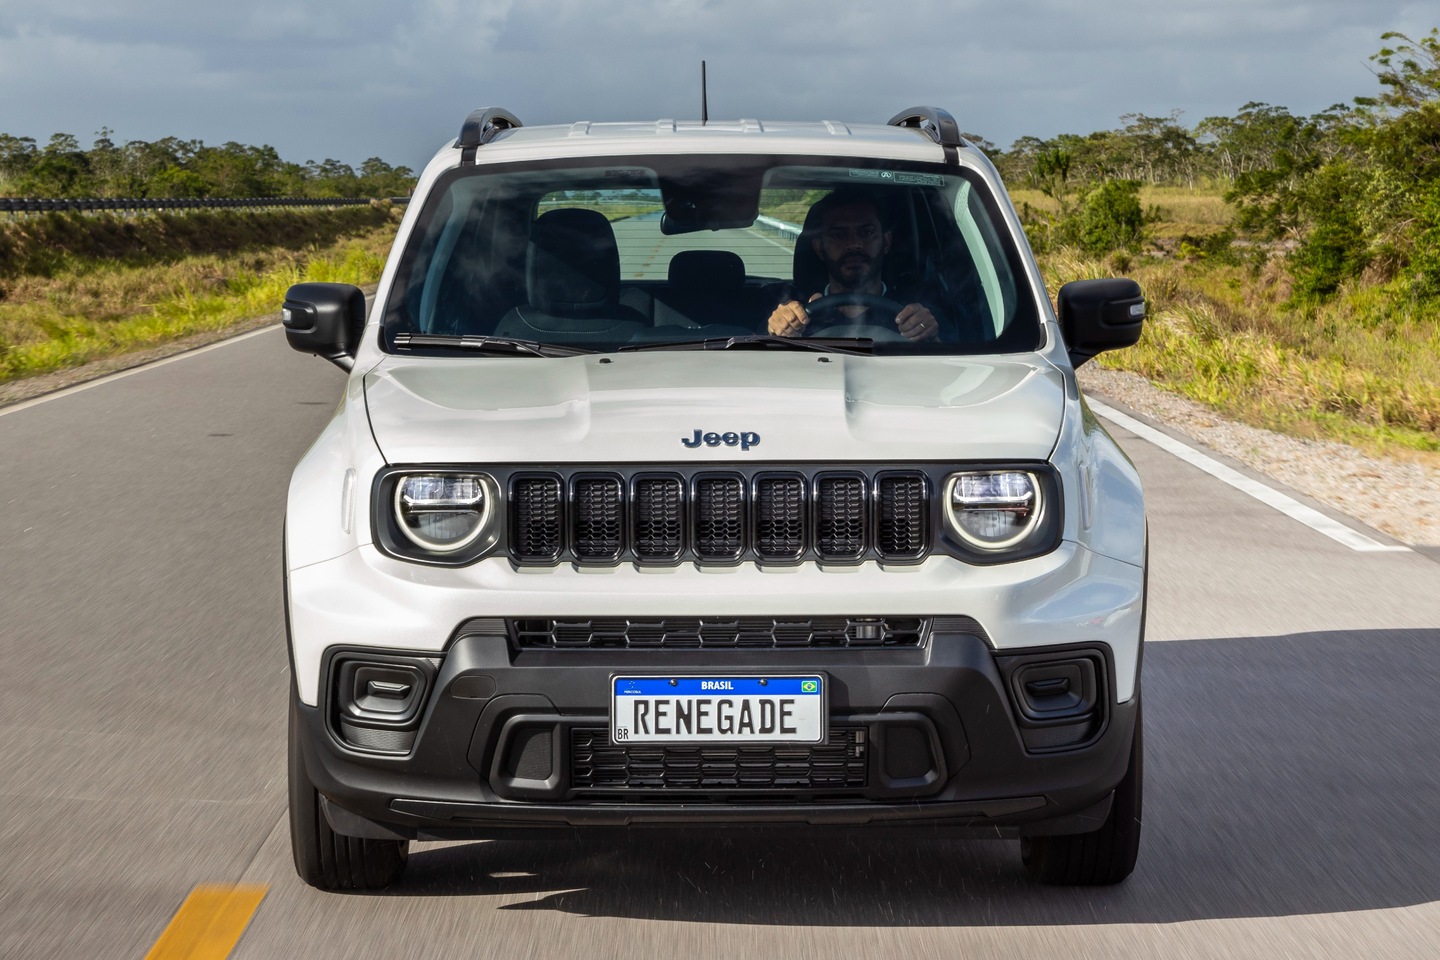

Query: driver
left=767, top=188, right=940, bottom=341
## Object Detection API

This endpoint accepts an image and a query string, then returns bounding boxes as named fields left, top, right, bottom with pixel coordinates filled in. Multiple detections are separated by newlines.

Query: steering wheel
left=803, top=293, right=909, bottom=342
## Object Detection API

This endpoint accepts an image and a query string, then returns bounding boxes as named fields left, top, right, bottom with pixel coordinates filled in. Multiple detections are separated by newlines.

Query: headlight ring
left=390, top=473, right=497, bottom=556
left=944, top=470, right=1044, bottom=551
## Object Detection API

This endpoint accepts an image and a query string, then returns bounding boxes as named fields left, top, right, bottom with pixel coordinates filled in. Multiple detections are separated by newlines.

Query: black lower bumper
left=296, top=628, right=1138, bottom=841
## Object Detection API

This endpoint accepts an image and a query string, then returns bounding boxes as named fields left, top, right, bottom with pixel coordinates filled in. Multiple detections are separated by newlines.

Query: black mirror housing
left=1056, top=278, right=1145, bottom=368
left=283, top=283, right=368, bottom=371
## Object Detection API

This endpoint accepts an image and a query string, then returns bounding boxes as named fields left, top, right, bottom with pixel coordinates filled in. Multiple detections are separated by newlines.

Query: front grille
left=513, top=616, right=929, bottom=649
left=632, top=475, right=683, bottom=560
left=506, top=467, right=931, bottom=565
left=877, top=474, right=928, bottom=558
left=571, top=725, right=868, bottom=793
left=816, top=474, right=866, bottom=560
left=572, top=476, right=623, bottom=560
left=755, top=475, right=805, bottom=561
left=694, top=476, right=745, bottom=561
left=512, top=475, right=563, bottom=561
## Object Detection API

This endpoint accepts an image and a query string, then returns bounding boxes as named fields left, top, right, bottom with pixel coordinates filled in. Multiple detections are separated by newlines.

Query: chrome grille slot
left=572, top=475, right=623, bottom=561
left=754, top=474, right=806, bottom=561
left=815, top=474, right=867, bottom=561
left=693, top=475, right=745, bottom=561
left=877, top=473, right=929, bottom=559
left=632, top=475, right=684, bottom=561
left=511, top=475, right=563, bottom=562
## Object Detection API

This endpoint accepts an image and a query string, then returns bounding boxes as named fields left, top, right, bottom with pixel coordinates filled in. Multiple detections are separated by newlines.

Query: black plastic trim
left=292, top=631, right=1138, bottom=840
left=370, top=461, right=1062, bottom=568
left=457, top=107, right=522, bottom=162
left=887, top=106, right=963, bottom=148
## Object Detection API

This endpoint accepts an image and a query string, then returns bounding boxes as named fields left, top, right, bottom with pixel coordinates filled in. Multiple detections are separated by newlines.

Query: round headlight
left=946, top=471, right=1041, bottom=550
left=394, top=474, right=489, bottom=553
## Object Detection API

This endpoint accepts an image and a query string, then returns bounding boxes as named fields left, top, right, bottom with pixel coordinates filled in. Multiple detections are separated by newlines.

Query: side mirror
left=282, top=283, right=368, bottom=371
left=1056, top=278, right=1145, bottom=368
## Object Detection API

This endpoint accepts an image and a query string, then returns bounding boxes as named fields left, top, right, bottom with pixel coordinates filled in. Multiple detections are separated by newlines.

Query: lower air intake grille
left=513, top=616, right=929, bottom=649
left=571, top=726, right=868, bottom=793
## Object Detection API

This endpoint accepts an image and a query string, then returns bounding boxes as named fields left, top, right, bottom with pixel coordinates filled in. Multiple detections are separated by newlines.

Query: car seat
left=493, top=208, right=648, bottom=343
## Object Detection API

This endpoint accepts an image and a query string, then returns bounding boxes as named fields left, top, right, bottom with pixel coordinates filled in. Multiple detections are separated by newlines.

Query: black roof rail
left=887, top=107, right=963, bottom=148
left=458, top=107, right=522, bottom=162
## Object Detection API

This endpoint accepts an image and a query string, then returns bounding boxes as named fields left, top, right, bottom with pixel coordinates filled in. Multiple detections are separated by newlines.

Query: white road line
left=1088, top=398, right=1411, bottom=554
left=0, top=325, right=281, bottom=418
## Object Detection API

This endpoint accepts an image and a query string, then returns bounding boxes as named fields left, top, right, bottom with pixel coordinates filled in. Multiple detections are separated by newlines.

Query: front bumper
left=296, top=624, right=1139, bottom=841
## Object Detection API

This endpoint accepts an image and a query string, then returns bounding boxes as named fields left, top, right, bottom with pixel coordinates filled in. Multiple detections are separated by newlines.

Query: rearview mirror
left=1056, top=279, right=1145, bottom=368
left=282, top=283, right=367, bottom=371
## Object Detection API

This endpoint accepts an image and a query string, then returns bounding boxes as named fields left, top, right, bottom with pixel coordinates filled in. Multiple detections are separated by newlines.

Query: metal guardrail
left=754, top=214, right=802, bottom=239
left=0, top=196, right=411, bottom=213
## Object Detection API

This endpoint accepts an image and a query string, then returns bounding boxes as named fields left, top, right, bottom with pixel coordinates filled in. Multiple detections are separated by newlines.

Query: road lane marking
left=144, top=884, right=267, bottom=960
left=0, top=326, right=280, bottom=418
left=1088, top=398, right=1411, bottom=554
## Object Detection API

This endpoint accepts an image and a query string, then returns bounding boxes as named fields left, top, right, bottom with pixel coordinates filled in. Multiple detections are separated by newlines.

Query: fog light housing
left=330, top=656, right=437, bottom=754
left=998, top=652, right=1105, bottom=753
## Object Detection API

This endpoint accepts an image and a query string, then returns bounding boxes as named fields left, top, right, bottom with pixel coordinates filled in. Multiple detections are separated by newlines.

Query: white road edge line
left=1087, top=398, right=1411, bottom=554
left=0, top=324, right=281, bottom=418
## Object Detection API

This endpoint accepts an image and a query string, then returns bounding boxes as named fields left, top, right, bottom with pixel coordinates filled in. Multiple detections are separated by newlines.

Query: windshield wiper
left=620, top=335, right=874, bottom=355
left=391, top=333, right=596, bottom=357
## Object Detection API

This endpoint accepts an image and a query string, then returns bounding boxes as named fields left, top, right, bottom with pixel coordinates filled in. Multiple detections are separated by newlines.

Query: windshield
left=383, top=155, right=1041, bottom=355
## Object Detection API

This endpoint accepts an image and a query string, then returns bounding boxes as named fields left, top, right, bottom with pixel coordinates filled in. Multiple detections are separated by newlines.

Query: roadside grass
left=1041, top=247, right=1440, bottom=460
left=1009, top=185, right=1233, bottom=240
left=0, top=216, right=397, bottom=380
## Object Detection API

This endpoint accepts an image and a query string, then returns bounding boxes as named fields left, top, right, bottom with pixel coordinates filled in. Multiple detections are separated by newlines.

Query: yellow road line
left=144, top=885, right=267, bottom=960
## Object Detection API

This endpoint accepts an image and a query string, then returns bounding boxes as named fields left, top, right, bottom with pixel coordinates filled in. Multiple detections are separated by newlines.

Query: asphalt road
left=2, top=327, right=1439, bottom=959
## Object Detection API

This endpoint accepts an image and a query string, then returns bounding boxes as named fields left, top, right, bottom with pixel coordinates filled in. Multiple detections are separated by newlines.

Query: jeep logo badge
left=682, top=429, right=760, bottom=451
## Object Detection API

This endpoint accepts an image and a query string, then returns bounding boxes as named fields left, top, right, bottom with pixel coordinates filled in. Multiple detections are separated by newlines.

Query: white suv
left=282, top=106, right=1148, bottom=891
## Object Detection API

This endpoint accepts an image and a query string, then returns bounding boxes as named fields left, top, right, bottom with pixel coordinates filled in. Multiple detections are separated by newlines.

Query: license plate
left=611, top=675, right=825, bottom=744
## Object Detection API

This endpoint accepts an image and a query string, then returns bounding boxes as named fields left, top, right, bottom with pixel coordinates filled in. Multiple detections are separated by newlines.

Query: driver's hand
left=896, top=303, right=939, bottom=342
left=767, top=294, right=819, bottom=337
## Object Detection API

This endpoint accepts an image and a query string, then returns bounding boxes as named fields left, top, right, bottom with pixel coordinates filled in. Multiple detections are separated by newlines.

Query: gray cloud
left=0, top=0, right=1432, bottom=171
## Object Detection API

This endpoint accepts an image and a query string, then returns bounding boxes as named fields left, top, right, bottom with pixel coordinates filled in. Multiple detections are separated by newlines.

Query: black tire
left=1020, top=706, right=1143, bottom=885
left=288, top=701, right=409, bottom=891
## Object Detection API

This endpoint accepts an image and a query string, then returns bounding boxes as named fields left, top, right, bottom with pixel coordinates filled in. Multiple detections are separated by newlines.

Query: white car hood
left=363, top=352, right=1064, bottom=464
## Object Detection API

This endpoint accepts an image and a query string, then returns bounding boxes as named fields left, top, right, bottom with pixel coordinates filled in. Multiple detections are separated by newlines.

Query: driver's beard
left=829, top=256, right=879, bottom=292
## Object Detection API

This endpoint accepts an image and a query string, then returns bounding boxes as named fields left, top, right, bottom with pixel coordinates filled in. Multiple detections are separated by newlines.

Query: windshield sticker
left=848, top=168, right=944, bottom=186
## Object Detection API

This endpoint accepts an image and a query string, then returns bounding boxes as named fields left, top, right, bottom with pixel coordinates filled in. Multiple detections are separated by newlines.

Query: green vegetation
left=0, top=205, right=401, bottom=381
left=990, top=28, right=1440, bottom=460
left=0, top=131, right=415, bottom=199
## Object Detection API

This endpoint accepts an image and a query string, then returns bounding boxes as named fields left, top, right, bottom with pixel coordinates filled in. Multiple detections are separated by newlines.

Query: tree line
left=0, top=131, right=416, bottom=200
left=975, top=28, right=1440, bottom=299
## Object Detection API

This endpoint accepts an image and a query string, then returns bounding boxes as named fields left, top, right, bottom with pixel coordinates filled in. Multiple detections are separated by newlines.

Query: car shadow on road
left=389, top=628, right=1440, bottom=926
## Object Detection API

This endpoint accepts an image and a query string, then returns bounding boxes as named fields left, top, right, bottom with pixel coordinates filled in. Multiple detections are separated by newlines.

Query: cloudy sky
left=0, top=0, right=1433, bottom=171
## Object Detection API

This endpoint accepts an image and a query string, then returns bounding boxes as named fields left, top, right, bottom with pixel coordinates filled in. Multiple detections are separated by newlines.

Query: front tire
left=288, top=701, right=409, bottom=891
left=1020, top=706, right=1143, bottom=885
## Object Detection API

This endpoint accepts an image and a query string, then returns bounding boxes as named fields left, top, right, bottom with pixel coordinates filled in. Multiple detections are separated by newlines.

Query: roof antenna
left=701, top=60, right=709, bottom=125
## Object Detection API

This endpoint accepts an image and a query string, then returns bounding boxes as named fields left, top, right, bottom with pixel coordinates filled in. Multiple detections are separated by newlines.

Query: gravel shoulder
left=1078, top=365, right=1440, bottom=550
left=3, top=326, right=1435, bottom=549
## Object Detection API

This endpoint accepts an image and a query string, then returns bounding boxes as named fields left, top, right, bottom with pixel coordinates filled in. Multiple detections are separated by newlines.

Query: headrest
left=792, top=203, right=829, bottom=296
left=527, top=208, right=621, bottom=316
left=668, top=250, right=745, bottom=294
